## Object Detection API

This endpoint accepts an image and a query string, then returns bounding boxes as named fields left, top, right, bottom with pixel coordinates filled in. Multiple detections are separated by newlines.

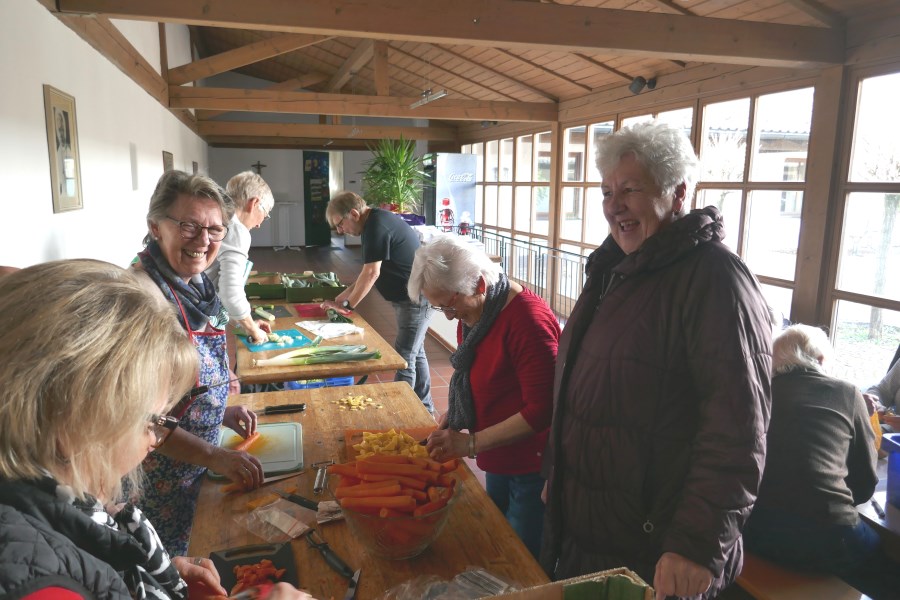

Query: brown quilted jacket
left=540, top=206, right=772, bottom=597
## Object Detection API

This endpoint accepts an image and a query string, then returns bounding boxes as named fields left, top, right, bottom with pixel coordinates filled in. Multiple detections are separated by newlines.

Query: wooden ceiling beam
left=494, top=48, right=592, bottom=93
left=325, top=39, right=374, bottom=92
left=168, top=32, right=330, bottom=85
left=170, top=86, right=558, bottom=122
left=206, top=137, right=374, bottom=150
left=431, top=44, right=558, bottom=102
left=54, top=0, right=845, bottom=68
left=199, top=72, right=330, bottom=119
left=197, top=120, right=457, bottom=141
left=373, top=41, right=391, bottom=96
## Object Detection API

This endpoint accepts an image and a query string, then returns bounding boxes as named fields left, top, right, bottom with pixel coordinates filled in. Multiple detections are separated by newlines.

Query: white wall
left=209, top=148, right=305, bottom=247
left=0, top=2, right=206, bottom=268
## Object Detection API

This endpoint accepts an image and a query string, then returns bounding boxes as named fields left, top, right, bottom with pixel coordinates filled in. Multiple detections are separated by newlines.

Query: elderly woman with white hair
left=205, top=170, right=275, bottom=344
left=541, top=121, right=772, bottom=598
left=409, top=235, right=560, bottom=558
left=743, top=324, right=900, bottom=598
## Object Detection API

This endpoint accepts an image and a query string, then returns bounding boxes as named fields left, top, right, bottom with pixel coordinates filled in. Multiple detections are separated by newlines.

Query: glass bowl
left=339, top=480, right=462, bottom=560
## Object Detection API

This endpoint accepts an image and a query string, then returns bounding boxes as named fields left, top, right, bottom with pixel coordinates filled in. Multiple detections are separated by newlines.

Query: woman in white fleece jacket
left=205, top=170, right=275, bottom=344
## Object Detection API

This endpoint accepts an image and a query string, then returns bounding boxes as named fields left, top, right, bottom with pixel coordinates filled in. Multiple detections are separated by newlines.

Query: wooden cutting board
left=344, top=426, right=436, bottom=460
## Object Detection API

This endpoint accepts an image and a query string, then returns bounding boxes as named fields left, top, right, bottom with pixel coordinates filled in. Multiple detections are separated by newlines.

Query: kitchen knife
left=272, top=489, right=319, bottom=511
left=305, top=529, right=355, bottom=579
left=342, top=569, right=361, bottom=600
left=262, top=403, right=306, bottom=415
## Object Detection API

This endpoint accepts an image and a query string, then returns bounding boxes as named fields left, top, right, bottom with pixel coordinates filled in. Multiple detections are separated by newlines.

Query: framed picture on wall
left=162, top=151, right=174, bottom=172
left=43, top=85, right=83, bottom=213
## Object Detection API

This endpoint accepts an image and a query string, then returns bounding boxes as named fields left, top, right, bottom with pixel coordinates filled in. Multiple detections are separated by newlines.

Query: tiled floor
left=248, top=237, right=485, bottom=484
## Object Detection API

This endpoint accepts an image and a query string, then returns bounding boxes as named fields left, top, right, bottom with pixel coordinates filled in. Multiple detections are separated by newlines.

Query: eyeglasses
left=148, top=413, right=179, bottom=449
left=429, top=292, right=459, bottom=314
left=334, top=215, right=346, bottom=232
left=259, top=202, right=272, bottom=221
left=164, top=216, right=228, bottom=242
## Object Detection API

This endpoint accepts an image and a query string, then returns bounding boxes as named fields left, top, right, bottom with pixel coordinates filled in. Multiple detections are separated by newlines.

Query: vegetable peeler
left=312, top=460, right=333, bottom=495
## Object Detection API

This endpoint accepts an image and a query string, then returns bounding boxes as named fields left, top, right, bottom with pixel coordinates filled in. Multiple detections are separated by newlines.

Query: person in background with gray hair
left=541, top=121, right=772, bottom=599
left=206, top=170, right=275, bottom=344
left=410, top=235, right=559, bottom=558
left=743, top=324, right=899, bottom=599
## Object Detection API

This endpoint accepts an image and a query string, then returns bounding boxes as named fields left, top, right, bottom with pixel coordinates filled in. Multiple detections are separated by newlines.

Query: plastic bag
left=233, top=498, right=315, bottom=543
left=377, top=568, right=517, bottom=600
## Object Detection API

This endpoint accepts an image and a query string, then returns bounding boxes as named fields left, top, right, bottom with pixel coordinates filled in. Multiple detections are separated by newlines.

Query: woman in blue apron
left=132, top=170, right=263, bottom=556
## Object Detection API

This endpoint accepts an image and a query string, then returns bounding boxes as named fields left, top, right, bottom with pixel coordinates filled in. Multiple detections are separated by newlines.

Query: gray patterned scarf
left=447, top=273, right=510, bottom=431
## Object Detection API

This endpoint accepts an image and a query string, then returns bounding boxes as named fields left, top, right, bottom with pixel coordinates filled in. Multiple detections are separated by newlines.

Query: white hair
left=596, top=121, right=699, bottom=213
left=772, top=324, right=833, bottom=376
left=408, top=235, right=501, bottom=299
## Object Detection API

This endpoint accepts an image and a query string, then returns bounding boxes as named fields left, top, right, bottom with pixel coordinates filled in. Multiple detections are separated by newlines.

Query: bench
left=736, top=553, right=869, bottom=600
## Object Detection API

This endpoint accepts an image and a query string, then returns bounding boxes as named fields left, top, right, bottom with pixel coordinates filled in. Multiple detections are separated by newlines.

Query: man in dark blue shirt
left=325, top=191, right=433, bottom=412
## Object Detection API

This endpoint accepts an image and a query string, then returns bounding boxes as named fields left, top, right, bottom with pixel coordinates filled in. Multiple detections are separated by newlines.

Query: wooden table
left=235, top=302, right=406, bottom=384
left=188, top=382, right=550, bottom=599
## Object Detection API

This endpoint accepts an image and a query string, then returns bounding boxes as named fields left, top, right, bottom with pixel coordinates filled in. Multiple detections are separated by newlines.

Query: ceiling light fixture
left=410, top=88, right=448, bottom=109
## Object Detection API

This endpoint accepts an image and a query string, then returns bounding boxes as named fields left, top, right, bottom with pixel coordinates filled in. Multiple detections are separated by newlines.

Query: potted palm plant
left=361, top=136, right=431, bottom=216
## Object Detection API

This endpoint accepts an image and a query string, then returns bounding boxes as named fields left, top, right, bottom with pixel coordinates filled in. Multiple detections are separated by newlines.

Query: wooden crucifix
left=251, top=161, right=267, bottom=175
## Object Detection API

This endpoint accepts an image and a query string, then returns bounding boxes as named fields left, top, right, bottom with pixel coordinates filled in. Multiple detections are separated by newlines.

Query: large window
left=697, top=87, right=813, bottom=318
left=830, top=71, right=900, bottom=388
left=462, top=132, right=553, bottom=241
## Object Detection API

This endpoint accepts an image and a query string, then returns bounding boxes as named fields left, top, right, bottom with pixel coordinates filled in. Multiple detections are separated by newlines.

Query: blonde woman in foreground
left=0, top=260, right=313, bottom=600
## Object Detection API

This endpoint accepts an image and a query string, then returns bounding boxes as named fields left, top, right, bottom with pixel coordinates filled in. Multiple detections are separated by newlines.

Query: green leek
left=252, top=344, right=370, bottom=367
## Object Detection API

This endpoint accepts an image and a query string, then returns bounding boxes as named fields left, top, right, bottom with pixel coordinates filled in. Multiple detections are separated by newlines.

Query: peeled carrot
left=364, top=454, right=412, bottom=464
left=221, top=482, right=244, bottom=494
left=436, top=473, right=455, bottom=487
left=328, top=462, right=359, bottom=477
left=234, top=432, right=261, bottom=452
left=440, top=458, right=459, bottom=472
left=402, top=487, right=428, bottom=502
left=427, top=486, right=445, bottom=503
left=336, top=479, right=399, bottom=493
left=413, top=498, right=449, bottom=517
left=341, top=495, right=416, bottom=511
left=356, top=460, right=438, bottom=482
left=359, top=473, right=428, bottom=490
left=336, top=483, right=402, bottom=499
left=339, top=476, right=362, bottom=487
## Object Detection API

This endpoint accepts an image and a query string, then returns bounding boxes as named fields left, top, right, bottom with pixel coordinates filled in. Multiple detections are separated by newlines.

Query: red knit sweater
left=457, top=287, right=560, bottom=475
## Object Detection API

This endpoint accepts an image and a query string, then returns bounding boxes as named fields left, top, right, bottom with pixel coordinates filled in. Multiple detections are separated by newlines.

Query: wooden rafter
left=388, top=45, right=513, bottom=101
left=430, top=44, right=558, bottom=102
left=168, top=32, right=331, bottom=85
left=325, top=39, right=374, bottom=92
left=782, top=0, right=844, bottom=29
left=571, top=53, right=632, bottom=82
left=169, top=86, right=558, bottom=122
left=197, top=120, right=457, bottom=142
left=644, top=0, right=694, bottom=17
left=54, top=0, right=845, bottom=67
left=494, top=48, right=592, bottom=93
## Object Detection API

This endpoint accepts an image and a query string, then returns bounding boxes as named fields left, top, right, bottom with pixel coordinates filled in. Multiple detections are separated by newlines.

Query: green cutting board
left=208, top=422, right=303, bottom=479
